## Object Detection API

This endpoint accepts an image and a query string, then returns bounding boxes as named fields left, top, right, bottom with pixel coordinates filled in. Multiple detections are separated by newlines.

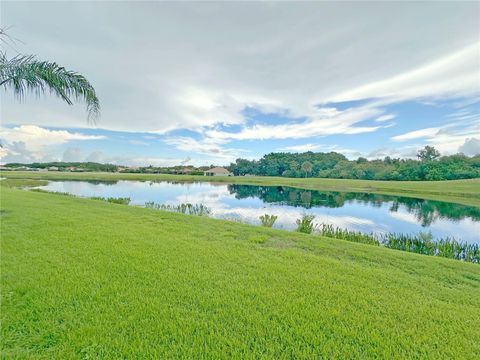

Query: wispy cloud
left=163, top=136, right=244, bottom=161
left=392, top=127, right=441, bottom=141
left=375, top=114, right=395, bottom=122
left=205, top=106, right=383, bottom=141
left=328, top=43, right=479, bottom=104
left=392, top=120, right=480, bottom=154
left=281, top=144, right=325, bottom=152
left=128, top=139, right=150, bottom=146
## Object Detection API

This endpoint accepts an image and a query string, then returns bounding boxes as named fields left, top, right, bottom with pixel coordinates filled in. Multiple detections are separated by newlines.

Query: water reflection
left=226, top=185, right=480, bottom=227
left=37, top=180, right=480, bottom=244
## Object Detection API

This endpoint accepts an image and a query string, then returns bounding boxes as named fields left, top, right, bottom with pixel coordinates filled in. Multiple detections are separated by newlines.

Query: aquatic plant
left=318, top=223, right=380, bottom=245
left=145, top=202, right=211, bottom=216
left=318, top=223, right=479, bottom=264
left=382, top=232, right=436, bottom=255
left=382, top=232, right=479, bottom=263
left=91, top=196, right=131, bottom=205
left=295, top=214, right=316, bottom=234
left=30, top=189, right=75, bottom=197
left=259, top=214, right=278, bottom=227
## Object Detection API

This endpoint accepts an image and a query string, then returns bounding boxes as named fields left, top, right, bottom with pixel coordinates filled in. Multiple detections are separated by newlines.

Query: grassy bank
left=2, top=171, right=480, bottom=206
left=1, top=187, right=479, bottom=358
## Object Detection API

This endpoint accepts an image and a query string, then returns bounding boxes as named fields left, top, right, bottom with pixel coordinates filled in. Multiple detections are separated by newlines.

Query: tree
left=301, top=161, right=313, bottom=177
left=228, top=148, right=479, bottom=181
left=0, top=30, right=100, bottom=121
left=417, top=146, right=440, bottom=162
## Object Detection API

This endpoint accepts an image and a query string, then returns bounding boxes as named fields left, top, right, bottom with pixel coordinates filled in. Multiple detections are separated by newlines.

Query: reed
left=91, top=196, right=131, bottom=205
left=317, top=223, right=380, bottom=245
left=317, top=223, right=479, bottom=263
left=296, top=214, right=317, bottom=234
left=145, top=202, right=211, bottom=216
left=259, top=214, right=278, bottom=227
left=382, top=232, right=479, bottom=263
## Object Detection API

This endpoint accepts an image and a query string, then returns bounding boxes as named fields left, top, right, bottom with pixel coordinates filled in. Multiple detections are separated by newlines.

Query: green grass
left=1, top=187, right=479, bottom=358
left=2, top=171, right=479, bottom=206
left=0, top=178, right=49, bottom=188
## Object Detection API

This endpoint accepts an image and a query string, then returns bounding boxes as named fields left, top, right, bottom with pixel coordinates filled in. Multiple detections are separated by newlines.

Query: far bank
left=2, top=171, right=479, bottom=207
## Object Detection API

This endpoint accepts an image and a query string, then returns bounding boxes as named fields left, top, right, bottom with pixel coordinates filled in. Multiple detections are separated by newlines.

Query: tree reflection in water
left=227, top=184, right=480, bottom=227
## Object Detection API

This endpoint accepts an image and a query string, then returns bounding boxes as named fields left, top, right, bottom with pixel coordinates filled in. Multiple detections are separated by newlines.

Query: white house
left=203, top=167, right=233, bottom=176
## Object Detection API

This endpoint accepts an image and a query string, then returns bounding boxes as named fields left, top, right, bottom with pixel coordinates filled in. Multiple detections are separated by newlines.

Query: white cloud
left=392, top=127, right=441, bottom=141
left=0, top=125, right=104, bottom=163
left=205, top=106, right=383, bottom=141
left=281, top=144, right=325, bottom=152
left=0, top=125, right=104, bottom=149
left=280, top=144, right=362, bottom=158
left=329, top=43, right=480, bottom=103
left=2, top=2, right=479, bottom=136
left=62, top=147, right=83, bottom=162
left=163, top=136, right=244, bottom=162
left=391, top=120, right=480, bottom=155
left=458, top=138, right=480, bottom=156
left=1, top=2, right=479, bottom=163
left=375, top=114, right=395, bottom=122
left=366, top=146, right=418, bottom=160
left=128, top=139, right=150, bottom=146
left=67, top=150, right=213, bottom=167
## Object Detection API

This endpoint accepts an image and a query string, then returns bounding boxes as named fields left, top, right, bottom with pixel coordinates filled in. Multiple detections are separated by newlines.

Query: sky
left=1, top=1, right=479, bottom=166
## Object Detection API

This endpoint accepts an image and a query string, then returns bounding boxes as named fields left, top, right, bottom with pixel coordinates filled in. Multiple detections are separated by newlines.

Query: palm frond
left=0, top=53, right=100, bottom=122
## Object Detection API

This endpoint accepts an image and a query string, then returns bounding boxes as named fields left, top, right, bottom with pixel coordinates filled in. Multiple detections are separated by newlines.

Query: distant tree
left=228, top=148, right=479, bottom=181
left=417, top=146, right=440, bottom=162
left=301, top=161, right=313, bottom=177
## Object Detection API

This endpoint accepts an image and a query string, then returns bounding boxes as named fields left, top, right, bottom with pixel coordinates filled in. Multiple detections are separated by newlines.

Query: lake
left=37, top=180, right=480, bottom=244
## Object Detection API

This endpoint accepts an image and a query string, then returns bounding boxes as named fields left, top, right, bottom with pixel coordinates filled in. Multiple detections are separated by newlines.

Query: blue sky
left=1, top=2, right=479, bottom=166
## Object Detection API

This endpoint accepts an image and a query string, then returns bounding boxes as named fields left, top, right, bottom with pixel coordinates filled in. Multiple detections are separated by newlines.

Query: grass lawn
left=2, top=171, right=480, bottom=207
left=1, top=187, right=479, bottom=358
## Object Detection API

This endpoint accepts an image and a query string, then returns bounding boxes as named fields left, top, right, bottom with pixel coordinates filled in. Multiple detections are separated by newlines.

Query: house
left=181, top=167, right=193, bottom=174
left=174, top=167, right=194, bottom=175
left=13, top=166, right=31, bottom=171
left=203, top=167, right=233, bottom=177
left=48, top=166, right=59, bottom=171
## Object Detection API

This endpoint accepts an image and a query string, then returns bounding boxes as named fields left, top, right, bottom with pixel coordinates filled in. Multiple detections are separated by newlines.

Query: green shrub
left=259, top=214, right=278, bottom=227
left=296, top=214, right=316, bottom=234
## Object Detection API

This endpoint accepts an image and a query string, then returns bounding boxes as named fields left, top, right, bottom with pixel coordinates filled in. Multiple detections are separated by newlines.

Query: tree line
left=3, top=162, right=118, bottom=172
left=228, top=146, right=480, bottom=181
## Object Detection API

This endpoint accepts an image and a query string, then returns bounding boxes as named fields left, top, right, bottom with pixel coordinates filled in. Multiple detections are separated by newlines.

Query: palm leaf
left=0, top=53, right=100, bottom=122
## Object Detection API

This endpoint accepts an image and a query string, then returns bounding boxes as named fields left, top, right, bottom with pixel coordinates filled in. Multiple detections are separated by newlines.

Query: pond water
left=37, top=180, right=480, bottom=244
